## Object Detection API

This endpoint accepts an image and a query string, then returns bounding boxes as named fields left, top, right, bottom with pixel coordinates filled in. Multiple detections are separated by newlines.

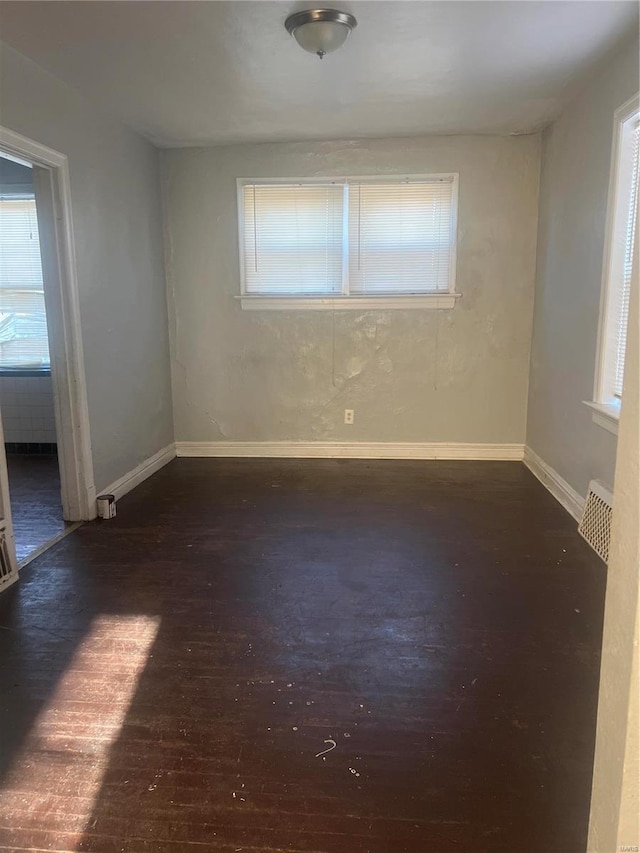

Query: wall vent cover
left=578, top=480, right=613, bottom=563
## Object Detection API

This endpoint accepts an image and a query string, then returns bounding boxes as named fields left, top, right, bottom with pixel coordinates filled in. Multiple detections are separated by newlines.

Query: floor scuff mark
left=315, top=738, right=337, bottom=759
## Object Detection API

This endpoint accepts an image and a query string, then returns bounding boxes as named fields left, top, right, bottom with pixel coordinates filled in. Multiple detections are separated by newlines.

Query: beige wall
left=526, top=35, right=640, bottom=849
left=526, top=35, right=639, bottom=498
left=162, top=134, right=540, bottom=445
left=0, top=43, right=174, bottom=490
left=0, top=376, right=56, bottom=444
left=588, top=223, right=639, bottom=852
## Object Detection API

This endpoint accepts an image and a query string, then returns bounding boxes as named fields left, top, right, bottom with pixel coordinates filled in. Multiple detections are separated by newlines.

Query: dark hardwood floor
left=0, top=459, right=606, bottom=852
left=6, top=453, right=69, bottom=564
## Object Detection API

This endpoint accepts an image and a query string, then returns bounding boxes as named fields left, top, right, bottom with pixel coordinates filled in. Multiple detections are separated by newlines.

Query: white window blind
left=613, top=119, right=639, bottom=398
left=242, top=183, right=345, bottom=295
left=348, top=178, right=455, bottom=294
left=0, top=196, right=50, bottom=369
left=238, top=175, right=458, bottom=302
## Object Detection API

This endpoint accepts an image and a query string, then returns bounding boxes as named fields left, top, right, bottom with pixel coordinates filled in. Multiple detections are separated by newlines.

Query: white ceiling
left=0, top=1, right=637, bottom=147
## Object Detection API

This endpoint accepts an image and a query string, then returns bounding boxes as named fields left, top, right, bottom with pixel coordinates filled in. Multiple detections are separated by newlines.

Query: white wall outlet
left=344, top=409, right=354, bottom=425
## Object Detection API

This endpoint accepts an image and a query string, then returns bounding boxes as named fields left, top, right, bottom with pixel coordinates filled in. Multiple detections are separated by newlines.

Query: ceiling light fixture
left=285, top=8, right=357, bottom=59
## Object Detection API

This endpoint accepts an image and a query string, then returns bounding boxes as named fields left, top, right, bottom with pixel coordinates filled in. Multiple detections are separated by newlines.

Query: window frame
left=588, top=93, right=639, bottom=436
left=236, top=174, right=460, bottom=310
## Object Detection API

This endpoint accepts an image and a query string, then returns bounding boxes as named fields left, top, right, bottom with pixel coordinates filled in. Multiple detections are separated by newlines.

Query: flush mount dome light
left=285, top=8, right=357, bottom=59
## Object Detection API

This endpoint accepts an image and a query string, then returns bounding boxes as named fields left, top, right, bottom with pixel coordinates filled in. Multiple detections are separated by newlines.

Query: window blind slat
left=613, top=121, right=639, bottom=398
left=242, top=184, right=344, bottom=295
left=348, top=179, right=454, bottom=295
left=0, top=196, right=50, bottom=369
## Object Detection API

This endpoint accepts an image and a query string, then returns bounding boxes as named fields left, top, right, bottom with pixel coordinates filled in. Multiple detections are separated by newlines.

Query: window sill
left=0, top=367, right=51, bottom=378
left=238, top=293, right=461, bottom=311
left=584, top=400, right=620, bottom=436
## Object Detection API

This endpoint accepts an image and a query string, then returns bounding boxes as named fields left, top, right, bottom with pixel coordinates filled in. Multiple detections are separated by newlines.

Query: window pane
left=242, top=183, right=344, bottom=295
left=348, top=179, right=455, bottom=294
left=613, top=121, right=639, bottom=398
left=0, top=197, right=50, bottom=369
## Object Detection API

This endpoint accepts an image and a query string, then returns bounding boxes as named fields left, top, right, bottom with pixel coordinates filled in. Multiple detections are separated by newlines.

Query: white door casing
left=0, top=125, right=96, bottom=523
left=0, top=405, right=18, bottom=590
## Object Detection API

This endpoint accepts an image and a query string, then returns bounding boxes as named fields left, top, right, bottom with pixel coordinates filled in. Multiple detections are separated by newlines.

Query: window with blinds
left=348, top=179, right=455, bottom=295
left=241, top=183, right=345, bottom=295
left=238, top=175, right=458, bottom=300
left=597, top=104, right=639, bottom=410
left=0, top=195, right=50, bottom=370
left=613, top=119, right=639, bottom=398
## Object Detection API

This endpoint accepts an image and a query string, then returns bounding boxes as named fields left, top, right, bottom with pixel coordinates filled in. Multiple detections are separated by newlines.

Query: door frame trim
left=0, top=125, right=95, bottom=521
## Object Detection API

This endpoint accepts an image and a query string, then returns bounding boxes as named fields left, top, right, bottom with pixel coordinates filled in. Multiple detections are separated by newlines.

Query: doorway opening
left=0, top=126, right=95, bottom=588
left=0, top=151, right=71, bottom=563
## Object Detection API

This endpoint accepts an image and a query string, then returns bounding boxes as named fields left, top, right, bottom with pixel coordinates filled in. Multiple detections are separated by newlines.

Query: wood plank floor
left=0, top=459, right=606, bottom=852
left=6, top=453, right=69, bottom=564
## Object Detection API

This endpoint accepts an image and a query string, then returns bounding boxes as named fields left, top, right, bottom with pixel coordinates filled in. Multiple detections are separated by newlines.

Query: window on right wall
left=591, top=95, right=639, bottom=434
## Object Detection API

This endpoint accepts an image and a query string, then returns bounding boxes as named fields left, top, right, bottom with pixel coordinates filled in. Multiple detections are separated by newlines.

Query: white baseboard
left=99, top=443, right=176, bottom=504
left=93, top=441, right=586, bottom=526
left=175, top=441, right=525, bottom=461
left=523, top=446, right=585, bottom=521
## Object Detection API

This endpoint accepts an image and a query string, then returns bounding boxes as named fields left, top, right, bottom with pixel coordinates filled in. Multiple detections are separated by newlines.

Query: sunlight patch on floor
left=0, top=614, right=160, bottom=850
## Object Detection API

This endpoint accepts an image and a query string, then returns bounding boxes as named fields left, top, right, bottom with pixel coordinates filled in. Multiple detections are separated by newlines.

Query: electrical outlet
left=344, top=409, right=354, bottom=425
